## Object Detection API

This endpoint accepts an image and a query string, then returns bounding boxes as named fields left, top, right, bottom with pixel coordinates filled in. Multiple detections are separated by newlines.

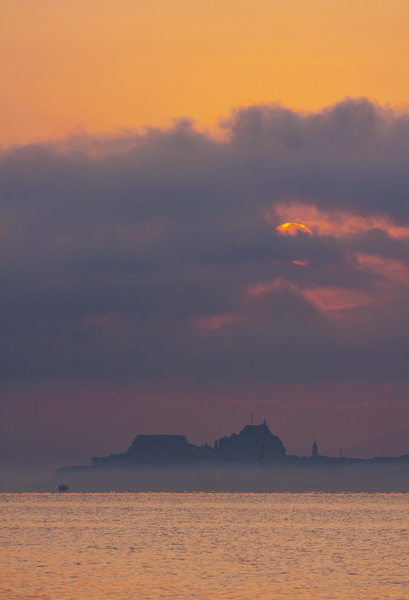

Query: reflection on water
left=1, top=493, right=408, bottom=599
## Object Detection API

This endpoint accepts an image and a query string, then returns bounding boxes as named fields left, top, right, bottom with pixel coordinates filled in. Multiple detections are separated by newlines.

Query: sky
left=1, top=0, right=408, bottom=468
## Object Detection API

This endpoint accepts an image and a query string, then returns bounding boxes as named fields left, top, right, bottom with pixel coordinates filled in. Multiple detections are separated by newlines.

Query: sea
left=1, top=492, right=408, bottom=600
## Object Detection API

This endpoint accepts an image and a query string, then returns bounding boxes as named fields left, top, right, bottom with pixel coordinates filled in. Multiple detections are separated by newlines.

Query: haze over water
left=1, top=493, right=408, bottom=599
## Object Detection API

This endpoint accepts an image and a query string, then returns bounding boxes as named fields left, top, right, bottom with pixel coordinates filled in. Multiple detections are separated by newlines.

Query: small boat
left=57, top=484, right=69, bottom=492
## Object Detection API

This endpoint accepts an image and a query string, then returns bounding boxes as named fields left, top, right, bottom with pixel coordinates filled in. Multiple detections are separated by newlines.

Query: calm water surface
left=1, top=493, right=408, bottom=599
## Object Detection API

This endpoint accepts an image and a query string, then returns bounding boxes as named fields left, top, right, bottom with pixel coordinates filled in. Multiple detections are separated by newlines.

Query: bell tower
left=312, top=440, right=318, bottom=457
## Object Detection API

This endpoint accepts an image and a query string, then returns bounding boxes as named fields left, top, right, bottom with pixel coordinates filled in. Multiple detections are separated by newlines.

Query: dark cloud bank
left=1, top=98, right=408, bottom=383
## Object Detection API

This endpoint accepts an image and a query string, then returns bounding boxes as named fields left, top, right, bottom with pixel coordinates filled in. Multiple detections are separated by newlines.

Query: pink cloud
left=302, top=287, right=374, bottom=312
left=194, top=313, right=241, bottom=331
left=353, top=253, right=409, bottom=284
left=247, top=278, right=374, bottom=312
left=292, top=258, right=311, bottom=266
left=246, top=278, right=298, bottom=298
left=248, top=250, right=409, bottom=314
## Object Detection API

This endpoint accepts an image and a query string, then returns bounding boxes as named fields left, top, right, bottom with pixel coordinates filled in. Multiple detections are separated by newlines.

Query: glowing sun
left=276, top=222, right=314, bottom=236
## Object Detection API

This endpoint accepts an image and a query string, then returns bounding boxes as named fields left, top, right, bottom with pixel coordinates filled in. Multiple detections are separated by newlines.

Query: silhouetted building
left=216, top=420, right=286, bottom=462
left=312, top=440, right=318, bottom=458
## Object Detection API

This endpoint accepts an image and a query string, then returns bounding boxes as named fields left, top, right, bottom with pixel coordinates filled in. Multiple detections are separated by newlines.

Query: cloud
left=0, top=98, right=408, bottom=382
left=193, top=314, right=242, bottom=331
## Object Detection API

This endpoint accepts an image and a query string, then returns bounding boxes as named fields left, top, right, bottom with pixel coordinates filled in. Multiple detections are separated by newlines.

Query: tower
left=312, top=440, right=318, bottom=458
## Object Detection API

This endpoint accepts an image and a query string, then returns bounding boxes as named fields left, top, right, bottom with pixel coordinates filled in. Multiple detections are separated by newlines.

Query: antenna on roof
left=250, top=413, right=254, bottom=426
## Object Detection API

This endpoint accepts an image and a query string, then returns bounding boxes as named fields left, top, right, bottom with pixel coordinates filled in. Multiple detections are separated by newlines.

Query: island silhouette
left=47, top=420, right=409, bottom=492
left=55, top=420, right=409, bottom=476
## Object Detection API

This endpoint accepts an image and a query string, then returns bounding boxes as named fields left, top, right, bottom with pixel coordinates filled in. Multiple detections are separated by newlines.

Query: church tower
left=312, top=440, right=318, bottom=458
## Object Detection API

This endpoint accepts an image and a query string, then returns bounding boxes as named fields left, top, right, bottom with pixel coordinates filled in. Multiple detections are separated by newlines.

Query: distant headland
left=56, top=420, right=409, bottom=476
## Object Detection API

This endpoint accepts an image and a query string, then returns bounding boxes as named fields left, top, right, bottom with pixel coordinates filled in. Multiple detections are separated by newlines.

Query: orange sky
left=1, top=0, right=408, bottom=146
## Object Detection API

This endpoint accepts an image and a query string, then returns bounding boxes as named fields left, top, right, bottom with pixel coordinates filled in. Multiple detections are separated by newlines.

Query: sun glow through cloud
left=270, top=203, right=409, bottom=240
left=276, top=223, right=314, bottom=237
